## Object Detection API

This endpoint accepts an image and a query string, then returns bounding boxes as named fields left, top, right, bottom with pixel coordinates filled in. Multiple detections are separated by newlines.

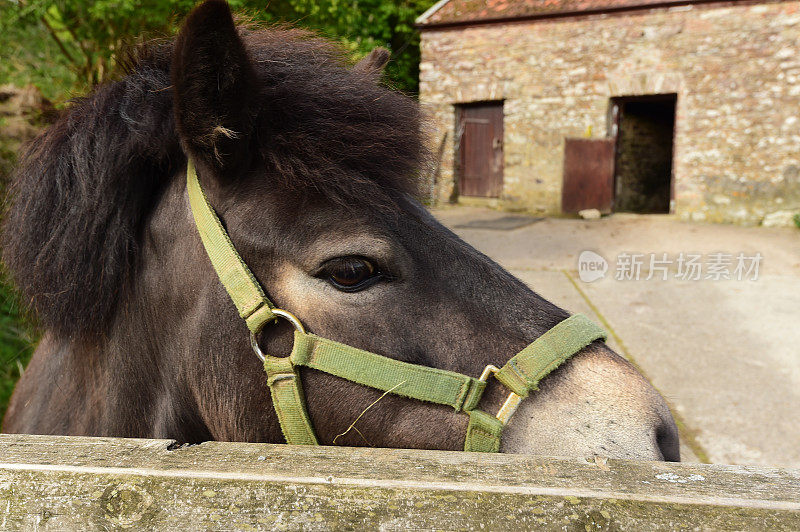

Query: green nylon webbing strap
left=461, top=314, right=606, bottom=452
left=290, top=331, right=486, bottom=412
left=495, top=314, right=607, bottom=398
left=464, top=410, right=503, bottom=453
left=262, top=356, right=318, bottom=445
left=186, top=159, right=276, bottom=333
left=463, top=314, right=606, bottom=452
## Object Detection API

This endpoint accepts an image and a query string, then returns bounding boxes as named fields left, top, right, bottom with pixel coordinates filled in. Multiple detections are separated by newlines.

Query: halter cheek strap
left=186, top=159, right=607, bottom=452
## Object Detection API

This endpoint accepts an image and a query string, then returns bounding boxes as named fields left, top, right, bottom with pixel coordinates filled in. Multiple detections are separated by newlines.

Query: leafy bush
left=0, top=0, right=435, bottom=97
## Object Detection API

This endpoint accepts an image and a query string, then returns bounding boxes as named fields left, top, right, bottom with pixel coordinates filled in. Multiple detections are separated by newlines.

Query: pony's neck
left=3, top=177, right=209, bottom=441
left=98, top=177, right=216, bottom=441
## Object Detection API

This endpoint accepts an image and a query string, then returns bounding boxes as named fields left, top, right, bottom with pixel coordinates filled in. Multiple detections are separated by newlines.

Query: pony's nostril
left=655, top=419, right=681, bottom=462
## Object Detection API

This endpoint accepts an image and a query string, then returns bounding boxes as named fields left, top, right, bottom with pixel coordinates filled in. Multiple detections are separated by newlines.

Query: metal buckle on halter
left=478, top=365, right=523, bottom=425
left=249, top=308, right=306, bottom=363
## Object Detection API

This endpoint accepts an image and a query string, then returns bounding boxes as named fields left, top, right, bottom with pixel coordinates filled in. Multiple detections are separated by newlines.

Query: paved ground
left=432, top=207, right=800, bottom=468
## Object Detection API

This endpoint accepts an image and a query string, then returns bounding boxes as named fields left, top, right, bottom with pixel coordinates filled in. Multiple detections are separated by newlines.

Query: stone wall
left=419, top=1, right=800, bottom=225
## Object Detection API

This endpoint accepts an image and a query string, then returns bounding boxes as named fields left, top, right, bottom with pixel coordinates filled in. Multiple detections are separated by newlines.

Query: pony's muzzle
left=499, top=343, right=681, bottom=461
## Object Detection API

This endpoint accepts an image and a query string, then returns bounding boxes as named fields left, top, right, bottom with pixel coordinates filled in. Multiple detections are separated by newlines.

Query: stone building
left=417, top=0, right=800, bottom=225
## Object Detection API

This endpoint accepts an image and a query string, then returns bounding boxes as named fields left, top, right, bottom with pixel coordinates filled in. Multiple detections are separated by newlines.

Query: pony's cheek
left=268, top=262, right=393, bottom=323
left=267, top=263, right=323, bottom=313
left=266, top=263, right=360, bottom=331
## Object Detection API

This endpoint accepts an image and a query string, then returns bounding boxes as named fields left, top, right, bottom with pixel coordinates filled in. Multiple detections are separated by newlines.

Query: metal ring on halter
left=250, top=308, right=306, bottom=362
left=478, top=364, right=523, bottom=425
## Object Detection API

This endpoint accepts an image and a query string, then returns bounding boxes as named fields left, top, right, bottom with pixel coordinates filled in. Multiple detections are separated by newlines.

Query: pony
left=2, top=0, right=678, bottom=460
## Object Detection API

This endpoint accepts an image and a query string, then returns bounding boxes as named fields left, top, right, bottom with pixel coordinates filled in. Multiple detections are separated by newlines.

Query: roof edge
left=416, top=0, right=757, bottom=29
left=416, top=0, right=455, bottom=25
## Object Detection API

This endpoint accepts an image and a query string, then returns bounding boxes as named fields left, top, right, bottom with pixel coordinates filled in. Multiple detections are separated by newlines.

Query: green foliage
left=260, top=0, right=435, bottom=93
left=1, top=0, right=201, bottom=93
left=793, top=213, right=800, bottom=229
left=0, top=14, right=77, bottom=101
left=0, top=0, right=435, bottom=97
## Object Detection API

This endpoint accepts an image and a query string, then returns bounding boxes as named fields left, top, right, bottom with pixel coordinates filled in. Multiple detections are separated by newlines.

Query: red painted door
left=561, top=138, right=615, bottom=214
left=457, top=103, right=504, bottom=197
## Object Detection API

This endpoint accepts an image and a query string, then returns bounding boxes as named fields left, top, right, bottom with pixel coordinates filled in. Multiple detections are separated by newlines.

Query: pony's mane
left=2, top=27, right=426, bottom=338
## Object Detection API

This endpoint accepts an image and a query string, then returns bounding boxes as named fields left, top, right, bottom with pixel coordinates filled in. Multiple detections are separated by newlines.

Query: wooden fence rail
left=0, top=433, right=798, bottom=530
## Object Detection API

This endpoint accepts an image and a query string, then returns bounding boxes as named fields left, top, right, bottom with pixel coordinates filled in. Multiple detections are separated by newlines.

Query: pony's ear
left=171, top=0, right=257, bottom=174
left=353, top=47, right=390, bottom=82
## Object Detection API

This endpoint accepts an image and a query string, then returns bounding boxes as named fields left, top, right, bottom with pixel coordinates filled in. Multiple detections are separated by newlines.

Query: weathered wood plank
left=0, top=433, right=797, bottom=530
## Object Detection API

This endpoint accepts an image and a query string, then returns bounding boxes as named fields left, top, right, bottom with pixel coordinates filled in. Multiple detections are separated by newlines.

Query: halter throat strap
left=186, top=159, right=607, bottom=451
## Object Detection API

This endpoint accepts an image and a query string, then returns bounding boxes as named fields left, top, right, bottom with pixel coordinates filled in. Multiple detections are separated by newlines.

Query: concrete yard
left=433, top=206, right=800, bottom=468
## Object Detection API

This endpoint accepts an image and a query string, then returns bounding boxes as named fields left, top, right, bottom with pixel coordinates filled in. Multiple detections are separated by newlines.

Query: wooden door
left=561, top=138, right=615, bottom=214
left=457, top=103, right=504, bottom=197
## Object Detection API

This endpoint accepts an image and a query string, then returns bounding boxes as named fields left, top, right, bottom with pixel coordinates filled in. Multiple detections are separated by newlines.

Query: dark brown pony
left=2, top=1, right=679, bottom=460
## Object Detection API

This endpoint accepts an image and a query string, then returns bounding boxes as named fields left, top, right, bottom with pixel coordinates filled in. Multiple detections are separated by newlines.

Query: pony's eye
left=323, top=257, right=381, bottom=292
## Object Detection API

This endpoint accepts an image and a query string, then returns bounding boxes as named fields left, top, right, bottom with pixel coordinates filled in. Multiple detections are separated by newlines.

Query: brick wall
left=419, top=1, right=800, bottom=225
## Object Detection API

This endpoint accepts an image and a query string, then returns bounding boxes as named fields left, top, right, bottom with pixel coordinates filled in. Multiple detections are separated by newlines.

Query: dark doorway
left=612, top=95, right=676, bottom=213
left=455, top=102, right=504, bottom=197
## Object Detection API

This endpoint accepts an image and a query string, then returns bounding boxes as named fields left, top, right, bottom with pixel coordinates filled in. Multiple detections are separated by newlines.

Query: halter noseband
left=186, top=159, right=607, bottom=451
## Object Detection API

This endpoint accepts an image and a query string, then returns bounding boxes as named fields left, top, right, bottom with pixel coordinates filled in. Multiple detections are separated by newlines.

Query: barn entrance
left=612, top=95, right=676, bottom=213
left=455, top=101, right=504, bottom=198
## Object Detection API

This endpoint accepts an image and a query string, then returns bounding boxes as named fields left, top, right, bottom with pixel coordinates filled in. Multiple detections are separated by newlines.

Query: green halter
left=186, top=159, right=607, bottom=451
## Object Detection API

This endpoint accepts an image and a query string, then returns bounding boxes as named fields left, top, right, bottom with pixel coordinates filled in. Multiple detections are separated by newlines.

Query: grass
left=0, top=17, right=55, bottom=422
left=0, top=139, right=39, bottom=423
left=0, top=109, right=38, bottom=424
left=0, top=272, right=37, bottom=421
